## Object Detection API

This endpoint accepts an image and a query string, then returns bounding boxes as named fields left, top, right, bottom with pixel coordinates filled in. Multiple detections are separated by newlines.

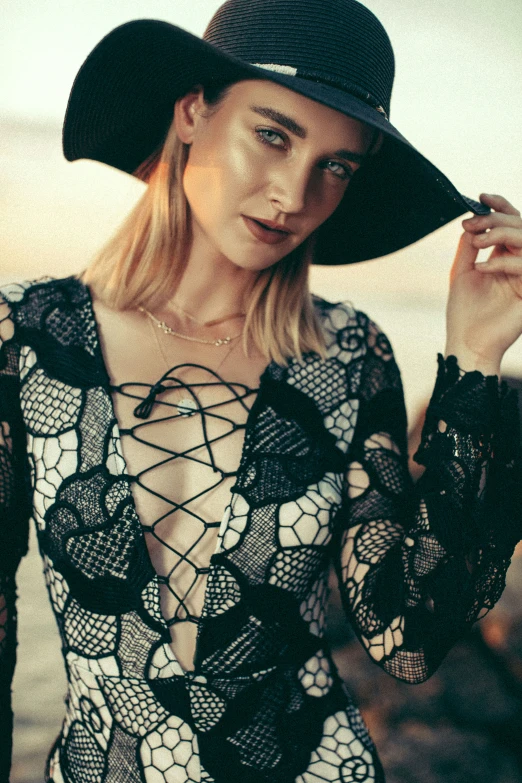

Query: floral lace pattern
left=0, top=277, right=521, bottom=783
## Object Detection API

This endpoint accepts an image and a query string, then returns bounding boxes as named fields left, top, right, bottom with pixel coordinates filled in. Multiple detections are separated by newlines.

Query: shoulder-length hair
left=82, top=82, right=327, bottom=365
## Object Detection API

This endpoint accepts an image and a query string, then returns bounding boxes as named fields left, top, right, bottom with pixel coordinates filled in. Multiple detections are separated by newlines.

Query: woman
left=2, top=0, right=522, bottom=781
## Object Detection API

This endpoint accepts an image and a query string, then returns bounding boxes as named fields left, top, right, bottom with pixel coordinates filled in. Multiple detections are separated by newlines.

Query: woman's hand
left=445, top=193, right=522, bottom=376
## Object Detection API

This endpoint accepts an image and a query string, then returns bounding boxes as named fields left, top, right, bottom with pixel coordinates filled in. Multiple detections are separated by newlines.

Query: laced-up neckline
left=109, top=362, right=260, bottom=671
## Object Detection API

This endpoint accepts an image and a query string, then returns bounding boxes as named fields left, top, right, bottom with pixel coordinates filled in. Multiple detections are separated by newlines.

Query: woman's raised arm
left=334, top=196, right=522, bottom=682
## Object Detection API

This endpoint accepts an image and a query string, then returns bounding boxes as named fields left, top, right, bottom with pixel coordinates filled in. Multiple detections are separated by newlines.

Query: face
left=175, top=79, right=375, bottom=272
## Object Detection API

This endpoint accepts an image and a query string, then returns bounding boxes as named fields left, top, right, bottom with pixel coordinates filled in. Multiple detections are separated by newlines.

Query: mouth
left=242, top=216, right=293, bottom=245
left=249, top=217, right=292, bottom=234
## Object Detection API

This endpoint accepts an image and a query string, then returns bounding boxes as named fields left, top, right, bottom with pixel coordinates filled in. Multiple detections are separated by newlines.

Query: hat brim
left=63, top=19, right=489, bottom=265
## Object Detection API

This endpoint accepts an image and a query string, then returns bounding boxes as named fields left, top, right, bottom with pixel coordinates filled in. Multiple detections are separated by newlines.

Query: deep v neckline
left=84, top=283, right=276, bottom=674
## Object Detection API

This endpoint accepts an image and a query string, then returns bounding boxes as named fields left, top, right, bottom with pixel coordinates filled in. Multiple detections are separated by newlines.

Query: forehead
left=223, top=79, right=371, bottom=146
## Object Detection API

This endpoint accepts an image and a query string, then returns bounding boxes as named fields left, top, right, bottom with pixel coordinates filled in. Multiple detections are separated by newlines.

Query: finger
left=476, top=256, right=522, bottom=275
left=473, top=227, right=522, bottom=250
left=479, top=193, right=521, bottom=217
left=463, top=212, right=522, bottom=232
left=450, top=231, right=479, bottom=281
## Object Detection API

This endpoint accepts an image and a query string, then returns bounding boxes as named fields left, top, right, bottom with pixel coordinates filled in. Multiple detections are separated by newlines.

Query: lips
left=242, top=216, right=293, bottom=245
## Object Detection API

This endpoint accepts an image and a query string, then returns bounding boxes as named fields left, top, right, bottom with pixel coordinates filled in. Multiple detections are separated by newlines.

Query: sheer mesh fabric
left=110, top=364, right=259, bottom=672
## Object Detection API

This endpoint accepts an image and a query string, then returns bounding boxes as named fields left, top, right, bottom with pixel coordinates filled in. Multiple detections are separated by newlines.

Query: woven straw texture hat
left=63, top=0, right=489, bottom=264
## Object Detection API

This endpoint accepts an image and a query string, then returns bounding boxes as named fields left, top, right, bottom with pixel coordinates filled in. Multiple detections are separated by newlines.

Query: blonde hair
left=83, top=85, right=327, bottom=365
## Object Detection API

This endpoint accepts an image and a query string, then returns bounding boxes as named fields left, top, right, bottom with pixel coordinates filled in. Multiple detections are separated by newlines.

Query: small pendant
left=177, top=398, right=197, bottom=417
left=214, top=337, right=232, bottom=346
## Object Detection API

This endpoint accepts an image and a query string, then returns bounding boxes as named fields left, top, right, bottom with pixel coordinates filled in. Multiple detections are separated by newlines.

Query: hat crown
left=204, top=0, right=395, bottom=117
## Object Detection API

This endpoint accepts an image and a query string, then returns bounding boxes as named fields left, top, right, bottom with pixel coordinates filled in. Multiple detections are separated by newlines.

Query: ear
left=174, top=87, right=205, bottom=144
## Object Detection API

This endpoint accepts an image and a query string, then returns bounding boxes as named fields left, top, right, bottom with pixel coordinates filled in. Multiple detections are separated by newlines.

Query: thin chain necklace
left=141, top=309, right=241, bottom=419
left=138, top=306, right=244, bottom=347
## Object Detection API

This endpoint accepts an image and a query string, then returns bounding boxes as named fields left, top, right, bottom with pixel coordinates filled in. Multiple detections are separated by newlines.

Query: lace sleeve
left=0, top=297, right=31, bottom=783
left=334, top=324, right=522, bottom=684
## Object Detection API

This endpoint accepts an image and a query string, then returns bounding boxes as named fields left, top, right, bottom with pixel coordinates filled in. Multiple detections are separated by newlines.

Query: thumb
left=450, top=231, right=479, bottom=282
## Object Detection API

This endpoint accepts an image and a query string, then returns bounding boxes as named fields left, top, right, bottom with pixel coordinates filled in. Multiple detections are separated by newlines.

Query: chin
left=234, top=257, right=285, bottom=273
left=221, top=248, right=288, bottom=273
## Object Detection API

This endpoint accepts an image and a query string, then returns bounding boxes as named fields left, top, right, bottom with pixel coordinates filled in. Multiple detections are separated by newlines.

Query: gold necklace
left=138, top=306, right=243, bottom=346
left=143, top=309, right=241, bottom=418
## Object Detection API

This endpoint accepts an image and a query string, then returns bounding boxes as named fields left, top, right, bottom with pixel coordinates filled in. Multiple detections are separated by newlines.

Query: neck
left=163, top=232, right=261, bottom=323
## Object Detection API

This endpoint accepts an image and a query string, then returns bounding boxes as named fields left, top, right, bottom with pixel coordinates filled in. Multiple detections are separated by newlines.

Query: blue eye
left=324, top=160, right=351, bottom=180
left=255, top=128, right=352, bottom=181
left=256, top=128, right=287, bottom=147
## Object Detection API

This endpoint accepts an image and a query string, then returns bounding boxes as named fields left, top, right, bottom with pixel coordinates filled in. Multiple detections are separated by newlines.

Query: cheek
left=183, top=162, right=221, bottom=218
left=221, top=139, right=266, bottom=198
left=310, top=183, right=347, bottom=228
left=183, top=141, right=263, bottom=216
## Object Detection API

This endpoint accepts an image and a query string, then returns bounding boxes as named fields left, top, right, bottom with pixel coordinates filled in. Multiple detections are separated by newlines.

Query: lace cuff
left=418, top=354, right=505, bottom=444
left=414, top=354, right=522, bottom=554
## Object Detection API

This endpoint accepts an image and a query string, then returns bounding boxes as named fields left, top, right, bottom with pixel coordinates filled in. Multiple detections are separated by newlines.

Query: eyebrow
left=249, top=104, right=367, bottom=164
left=250, top=105, right=307, bottom=139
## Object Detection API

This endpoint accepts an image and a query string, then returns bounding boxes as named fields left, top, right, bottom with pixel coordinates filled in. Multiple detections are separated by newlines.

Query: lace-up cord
left=111, top=363, right=259, bottom=628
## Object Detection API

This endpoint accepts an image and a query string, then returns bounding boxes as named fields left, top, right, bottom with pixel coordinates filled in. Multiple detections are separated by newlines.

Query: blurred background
left=2, top=1, right=522, bottom=781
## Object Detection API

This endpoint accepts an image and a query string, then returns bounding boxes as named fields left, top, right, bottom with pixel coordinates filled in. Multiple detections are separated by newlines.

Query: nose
left=267, top=160, right=312, bottom=215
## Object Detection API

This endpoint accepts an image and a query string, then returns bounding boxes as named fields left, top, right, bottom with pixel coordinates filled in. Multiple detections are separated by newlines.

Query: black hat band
left=251, top=62, right=389, bottom=120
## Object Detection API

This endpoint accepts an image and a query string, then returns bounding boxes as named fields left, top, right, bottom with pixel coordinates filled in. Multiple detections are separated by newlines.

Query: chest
left=110, top=366, right=256, bottom=527
left=95, top=302, right=266, bottom=555
left=18, top=291, right=353, bottom=639
left=21, top=350, right=345, bottom=671
left=20, top=341, right=347, bottom=554
left=18, top=316, right=354, bottom=686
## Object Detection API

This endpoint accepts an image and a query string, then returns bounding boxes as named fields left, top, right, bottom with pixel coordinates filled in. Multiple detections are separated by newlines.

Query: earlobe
left=174, top=89, right=204, bottom=144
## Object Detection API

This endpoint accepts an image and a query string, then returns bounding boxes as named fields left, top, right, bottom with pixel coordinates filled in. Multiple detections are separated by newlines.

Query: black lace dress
left=1, top=276, right=521, bottom=783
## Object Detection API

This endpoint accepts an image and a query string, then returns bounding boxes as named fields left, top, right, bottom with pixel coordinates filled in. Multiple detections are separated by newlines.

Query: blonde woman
left=2, top=0, right=522, bottom=781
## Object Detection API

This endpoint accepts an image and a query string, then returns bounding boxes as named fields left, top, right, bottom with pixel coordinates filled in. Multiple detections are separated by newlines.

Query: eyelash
left=255, top=128, right=353, bottom=181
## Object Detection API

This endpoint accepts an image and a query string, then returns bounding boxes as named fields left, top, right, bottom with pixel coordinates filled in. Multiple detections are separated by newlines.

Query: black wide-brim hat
left=63, top=0, right=489, bottom=265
